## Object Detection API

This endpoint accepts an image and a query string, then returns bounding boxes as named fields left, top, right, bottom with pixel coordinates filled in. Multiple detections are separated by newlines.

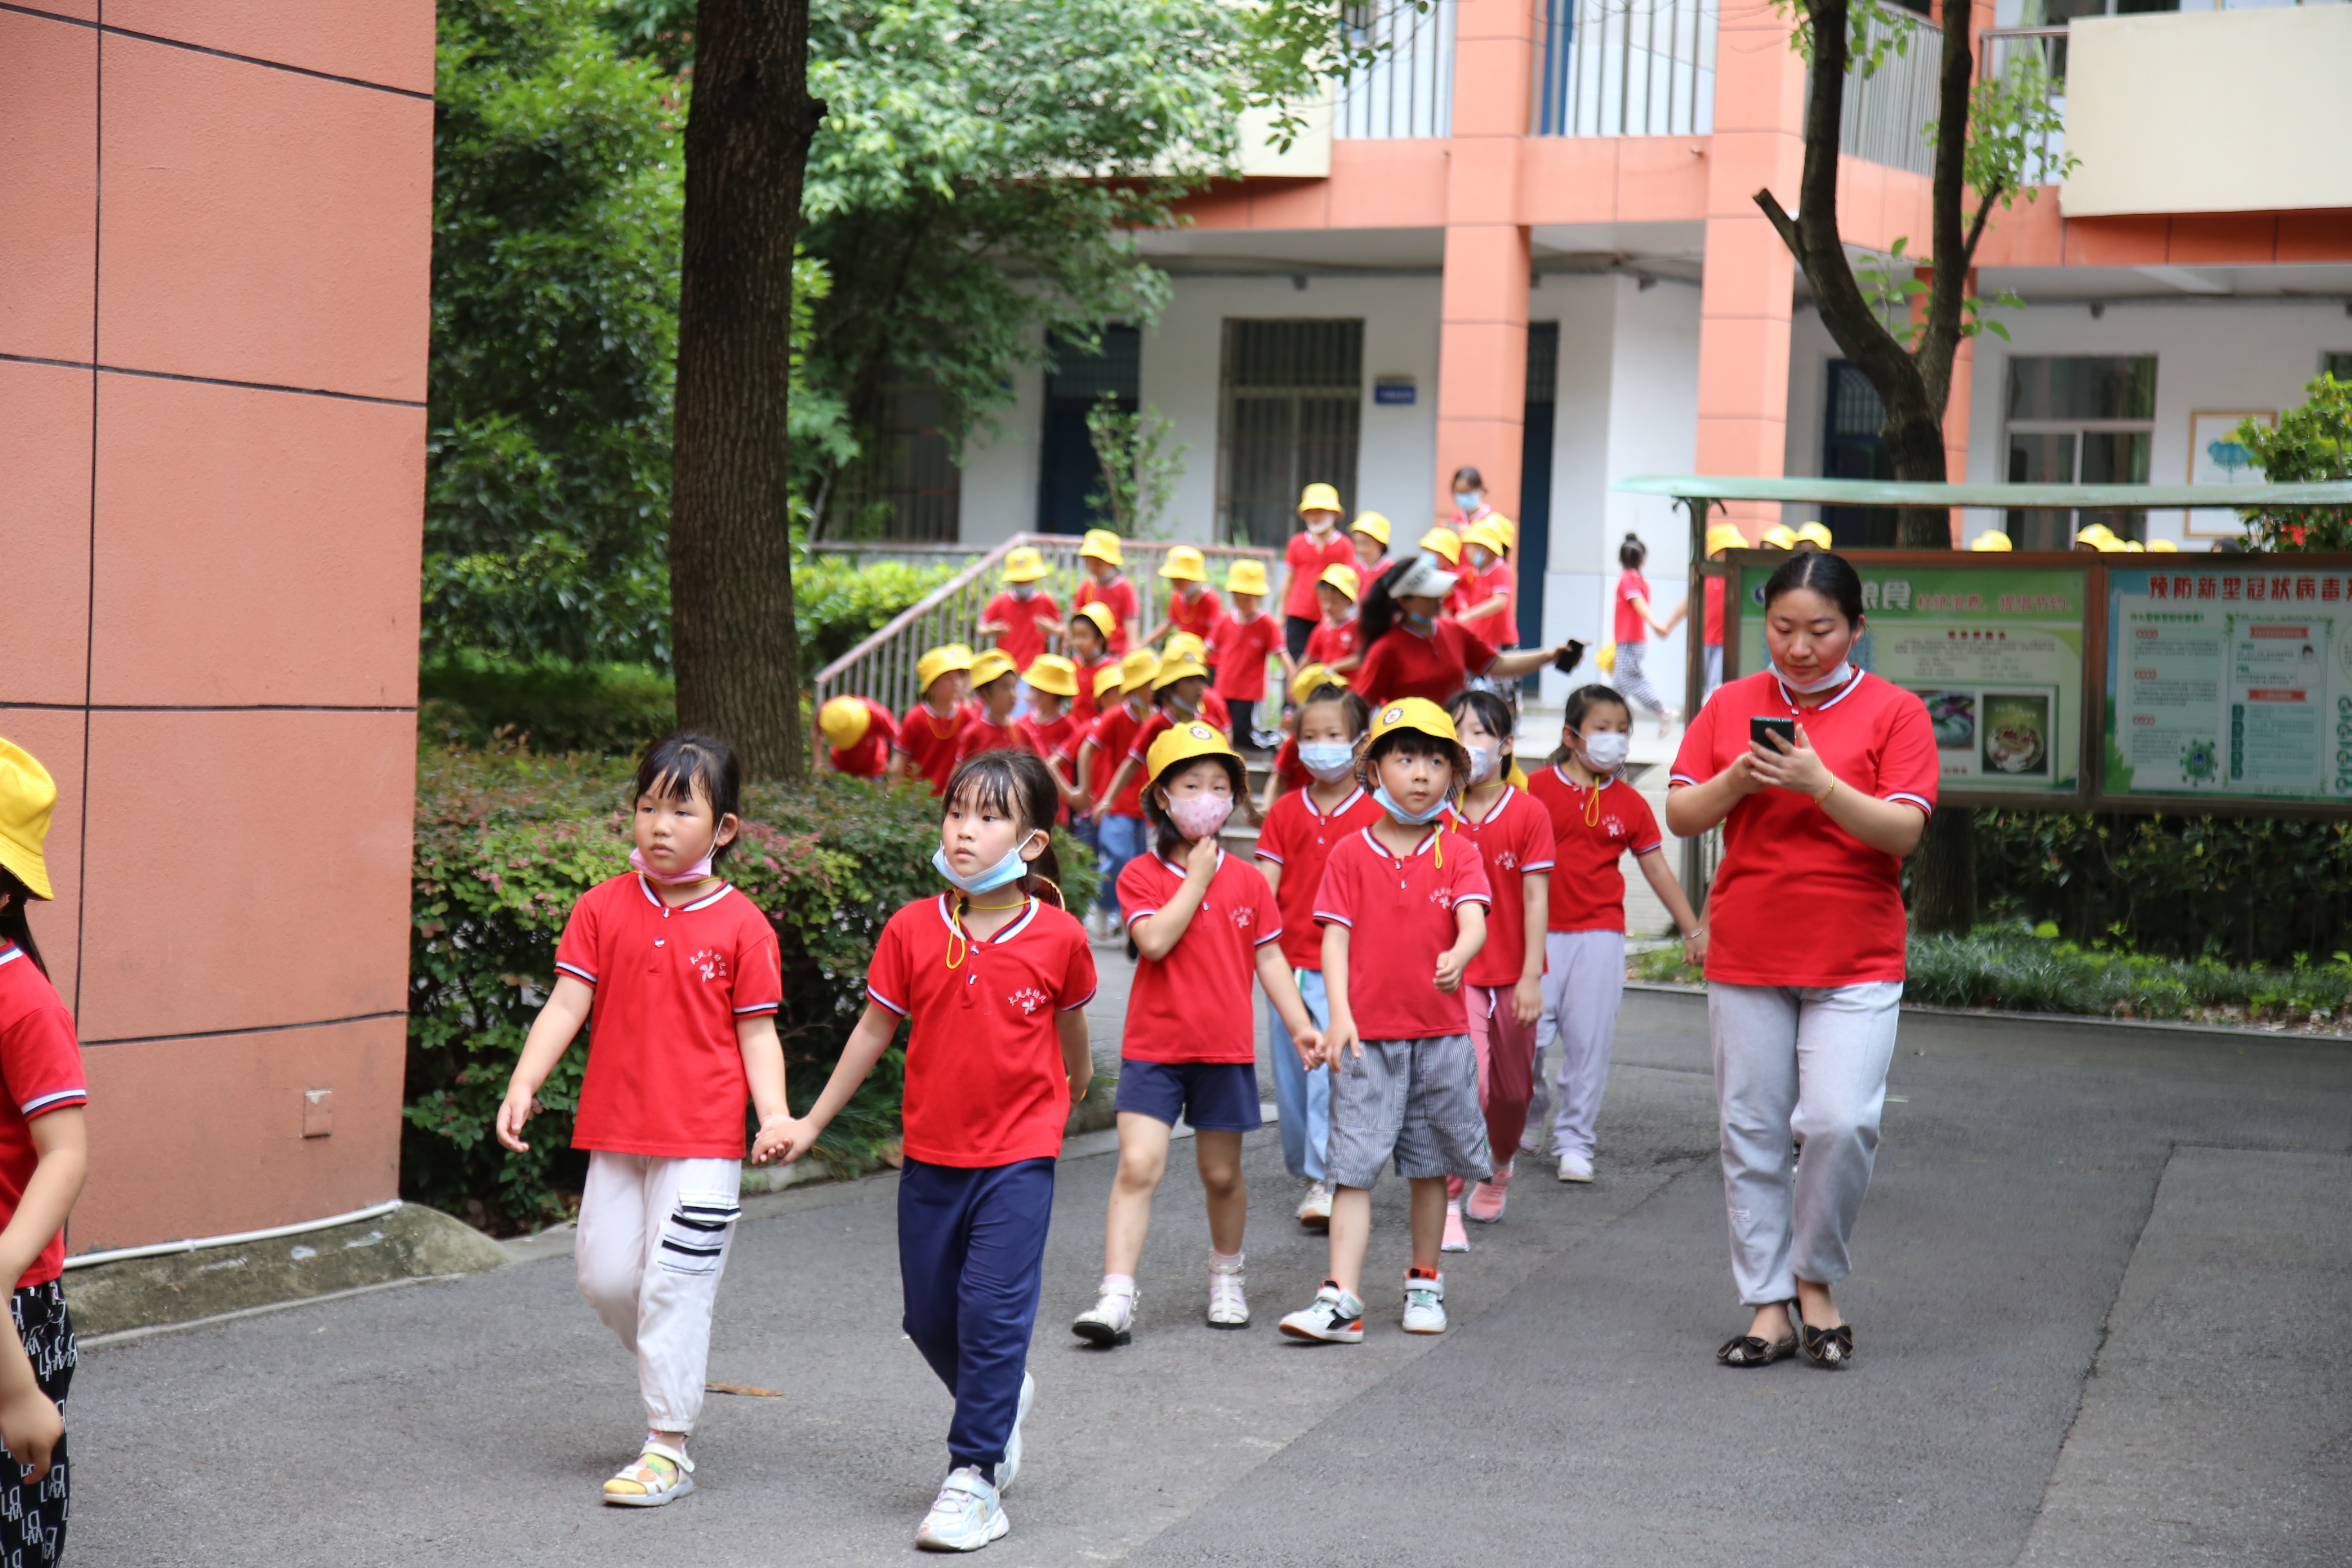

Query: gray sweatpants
left=1708, top=981, right=1903, bottom=1306
left=1611, top=639, right=1667, bottom=716
left=1532, top=930, right=1626, bottom=1161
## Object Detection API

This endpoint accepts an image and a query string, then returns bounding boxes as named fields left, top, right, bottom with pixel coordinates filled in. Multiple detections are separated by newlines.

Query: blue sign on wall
left=1374, top=378, right=1416, bottom=406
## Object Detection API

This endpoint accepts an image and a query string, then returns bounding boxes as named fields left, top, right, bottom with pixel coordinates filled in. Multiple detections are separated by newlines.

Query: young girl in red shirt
left=774, top=751, right=1095, bottom=1550
left=1302, top=564, right=1363, bottom=675
left=1440, top=691, right=1555, bottom=1242
left=1207, top=560, right=1286, bottom=746
left=0, top=740, right=89, bottom=1562
left=1525, top=686, right=1703, bottom=1184
left=1073, top=725, right=1322, bottom=1345
left=1252, top=681, right=1377, bottom=1230
left=955, top=651, right=1021, bottom=767
left=1064, top=604, right=1118, bottom=732
left=498, top=734, right=790, bottom=1509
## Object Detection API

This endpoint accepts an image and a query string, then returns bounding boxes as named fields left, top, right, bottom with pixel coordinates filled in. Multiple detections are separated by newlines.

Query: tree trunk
left=670, top=0, right=827, bottom=779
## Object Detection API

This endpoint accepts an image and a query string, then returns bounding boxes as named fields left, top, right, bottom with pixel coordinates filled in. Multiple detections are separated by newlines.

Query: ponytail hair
left=0, top=870, right=48, bottom=979
left=941, top=750, right=1066, bottom=908
left=1618, top=532, right=1647, bottom=570
left=1355, top=557, right=1413, bottom=647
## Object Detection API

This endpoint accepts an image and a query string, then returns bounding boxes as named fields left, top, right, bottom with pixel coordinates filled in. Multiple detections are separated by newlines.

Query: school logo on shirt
left=1494, top=848, right=1519, bottom=870
left=1431, top=889, right=1455, bottom=911
left=688, top=948, right=731, bottom=982
left=1007, top=985, right=1051, bottom=1016
left=1228, top=903, right=1255, bottom=932
left=1602, top=816, right=1627, bottom=839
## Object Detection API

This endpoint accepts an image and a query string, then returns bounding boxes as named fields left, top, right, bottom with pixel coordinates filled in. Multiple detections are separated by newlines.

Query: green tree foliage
left=428, top=1, right=685, bottom=665
left=2236, top=374, right=2352, bottom=552
left=1085, top=397, right=1187, bottom=541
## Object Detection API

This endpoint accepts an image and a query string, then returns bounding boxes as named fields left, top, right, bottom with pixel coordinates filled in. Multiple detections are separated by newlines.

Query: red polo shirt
left=1080, top=700, right=1152, bottom=817
left=1117, top=850, right=1282, bottom=1064
left=827, top=697, right=898, bottom=779
left=1070, top=656, right=1117, bottom=729
left=1166, top=587, right=1223, bottom=643
left=983, top=591, right=1059, bottom=672
left=896, top=701, right=966, bottom=795
left=1314, top=824, right=1493, bottom=1041
left=1614, top=569, right=1651, bottom=645
left=1526, top=766, right=1663, bottom=934
left=1285, top=531, right=1356, bottom=619
left=954, top=710, right=1020, bottom=767
left=556, top=875, right=785, bottom=1159
left=1075, top=576, right=1139, bottom=652
left=0, top=945, right=86, bottom=1289
left=1670, top=671, right=1938, bottom=986
left=1014, top=712, right=1075, bottom=765
left=1703, top=576, right=1725, bottom=649
left=1355, top=618, right=1500, bottom=707
left=1210, top=612, right=1280, bottom=701
left=1255, top=783, right=1383, bottom=970
left=1303, top=618, right=1360, bottom=670
left=1448, top=786, right=1556, bottom=986
left=866, top=894, right=1096, bottom=1167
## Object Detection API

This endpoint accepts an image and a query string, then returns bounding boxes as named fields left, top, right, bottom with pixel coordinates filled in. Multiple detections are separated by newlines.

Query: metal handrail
left=810, top=533, right=1279, bottom=715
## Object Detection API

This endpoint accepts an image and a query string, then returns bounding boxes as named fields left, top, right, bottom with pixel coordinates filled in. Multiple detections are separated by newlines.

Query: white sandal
left=603, top=1440, right=695, bottom=1506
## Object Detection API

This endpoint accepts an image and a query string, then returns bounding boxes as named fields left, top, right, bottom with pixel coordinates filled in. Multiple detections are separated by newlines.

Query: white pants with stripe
left=1707, top=981, right=1902, bottom=1305
left=576, top=1150, right=743, bottom=1433
left=1533, top=929, right=1626, bottom=1161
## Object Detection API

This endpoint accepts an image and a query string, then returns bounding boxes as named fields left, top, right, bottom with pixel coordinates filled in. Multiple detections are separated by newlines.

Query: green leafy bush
left=404, top=749, right=1099, bottom=1231
left=794, top=554, right=959, bottom=674
left=2235, top=373, right=2352, bottom=553
left=419, top=652, right=677, bottom=756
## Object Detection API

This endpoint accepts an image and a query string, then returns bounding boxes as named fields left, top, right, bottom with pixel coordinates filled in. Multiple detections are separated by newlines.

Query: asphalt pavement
left=70, top=989, right=2352, bottom=1566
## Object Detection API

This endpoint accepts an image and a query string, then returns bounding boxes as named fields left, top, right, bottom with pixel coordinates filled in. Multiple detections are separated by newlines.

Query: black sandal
left=1716, top=1332, right=1796, bottom=1367
left=1799, top=1320, right=1854, bottom=1368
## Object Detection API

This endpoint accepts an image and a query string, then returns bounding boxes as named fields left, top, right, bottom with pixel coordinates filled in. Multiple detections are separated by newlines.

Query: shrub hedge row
left=403, top=749, right=1097, bottom=1232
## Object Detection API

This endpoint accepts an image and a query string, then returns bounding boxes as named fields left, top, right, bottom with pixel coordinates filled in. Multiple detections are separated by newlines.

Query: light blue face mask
left=932, top=834, right=1041, bottom=896
left=1298, top=741, right=1355, bottom=781
left=1404, top=610, right=1436, bottom=634
left=1373, top=783, right=1449, bottom=826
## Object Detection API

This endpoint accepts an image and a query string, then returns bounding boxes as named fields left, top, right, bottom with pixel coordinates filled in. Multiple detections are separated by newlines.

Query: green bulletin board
left=1726, top=552, right=2093, bottom=808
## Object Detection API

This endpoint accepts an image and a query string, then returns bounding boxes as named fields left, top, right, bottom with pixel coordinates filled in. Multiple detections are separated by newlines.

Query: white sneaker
left=996, top=1371, right=1035, bottom=1494
left=1296, top=1181, right=1332, bottom=1230
left=1277, top=1280, right=1366, bottom=1343
left=1558, top=1152, right=1594, bottom=1183
left=916, top=1467, right=1009, bottom=1552
left=1402, top=1270, right=1447, bottom=1334
left=1071, top=1283, right=1135, bottom=1346
left=1207, top=1256, right=1249, bottom=1328
left=1440, top=1200, right=1470, bottom=1253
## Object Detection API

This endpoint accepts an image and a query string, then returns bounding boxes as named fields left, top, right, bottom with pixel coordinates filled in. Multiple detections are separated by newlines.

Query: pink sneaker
left=1440, top=1199, right=1470, bottom=1253
left=1466, top=1159, right=1513, bottom=1222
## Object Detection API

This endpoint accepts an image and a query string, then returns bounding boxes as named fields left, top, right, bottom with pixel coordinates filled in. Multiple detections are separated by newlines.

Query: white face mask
left=1466, top=742, right=1500, bottom=783
left=1298, top=741, right=1355, bottom=781
left=1579, top=730, right=1631, bottom=770
left=1012, top=584, right=1037, bottom=601
left=1769, top=659, right=1856, bottom=695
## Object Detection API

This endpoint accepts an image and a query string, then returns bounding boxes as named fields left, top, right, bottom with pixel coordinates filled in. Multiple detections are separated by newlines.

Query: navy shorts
left=1113, top=1059, right=1264, bottom=1133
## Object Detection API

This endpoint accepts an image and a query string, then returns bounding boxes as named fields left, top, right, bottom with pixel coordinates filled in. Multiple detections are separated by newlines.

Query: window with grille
left=1821, top=360, right=1899, bottom=547
left=2004, top=355, right=2157, bottom=549
left=1217, top=320, right=1364, bottom=549
left=830, top=374, right=961, bottom=542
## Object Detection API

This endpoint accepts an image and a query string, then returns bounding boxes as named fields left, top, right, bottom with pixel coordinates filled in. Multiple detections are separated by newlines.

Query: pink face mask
left=631, top=844, right=716, bottom=886
left=1170, top=794, right=1233, bottom=841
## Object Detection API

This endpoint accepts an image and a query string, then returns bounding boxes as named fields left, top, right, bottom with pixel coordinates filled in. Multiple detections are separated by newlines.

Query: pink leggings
left=1463, top=983, right=1540, bottom=1168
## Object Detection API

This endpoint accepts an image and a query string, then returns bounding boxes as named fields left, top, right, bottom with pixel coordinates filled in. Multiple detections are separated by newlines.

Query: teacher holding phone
left=1664, top=551, right=1937, bottom=1371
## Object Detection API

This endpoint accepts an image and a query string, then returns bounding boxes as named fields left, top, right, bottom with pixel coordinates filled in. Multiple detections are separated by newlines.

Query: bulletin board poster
left=1736, top=564, right=2088, bottom=797
left=2104, top=564, right=2352, bottom=805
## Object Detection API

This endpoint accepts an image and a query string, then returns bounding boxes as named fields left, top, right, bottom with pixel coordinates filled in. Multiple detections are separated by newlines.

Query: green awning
left=1615, top=476, right=2352, bottom=508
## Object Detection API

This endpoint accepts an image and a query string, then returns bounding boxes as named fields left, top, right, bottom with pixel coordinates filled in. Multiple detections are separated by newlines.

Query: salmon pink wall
left=0, top=2, right=432, bottom=1253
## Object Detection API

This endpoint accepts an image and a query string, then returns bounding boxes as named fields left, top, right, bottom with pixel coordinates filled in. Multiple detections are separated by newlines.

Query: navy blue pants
left=898, top=1157, right=1056, bottom=1475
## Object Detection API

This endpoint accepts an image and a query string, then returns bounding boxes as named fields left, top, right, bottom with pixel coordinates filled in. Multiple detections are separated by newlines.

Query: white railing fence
left=810, top=533, right=1277, bottom=716
left=1981, top=25, right=2069, bottom=188
left=1836, top=10, right=1941, bottom=176
left=1536, top=0, right=1718, bottom=137
left=1334, top=0, right=1455, bottom=139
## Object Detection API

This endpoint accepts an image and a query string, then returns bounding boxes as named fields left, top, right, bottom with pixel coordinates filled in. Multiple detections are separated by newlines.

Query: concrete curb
left=1623, top=979, right=2352, bottom=1045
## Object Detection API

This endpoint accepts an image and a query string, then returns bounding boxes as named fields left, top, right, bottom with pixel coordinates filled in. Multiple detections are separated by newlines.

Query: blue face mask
left=1373, top=783, right=1449, bottom=825
left=1404, top=611, right=1435, bottom=633
left=1298, top=741, right=1355, bottom=781
left=932, top=836, right=1041, bottom=896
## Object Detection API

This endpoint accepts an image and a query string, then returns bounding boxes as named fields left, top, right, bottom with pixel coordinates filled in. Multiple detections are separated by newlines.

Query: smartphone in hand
left=1749, top=715, right=1797, bottom=750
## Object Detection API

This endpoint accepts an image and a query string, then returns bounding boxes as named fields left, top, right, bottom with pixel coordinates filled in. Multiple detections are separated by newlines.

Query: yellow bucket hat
left=1118, top=648, right=1161, bottom=694
left=1073, top=602, right=1118, bottom=642
left=818, top=696, right=873, bottom=750
left=1298, top=482, right=1342, bottom=516
left=1318, top=562, right=1360, bottom=602
left=2073, top=522, right=2117, bottom=549
left=968, top=649, right=1019, bottom=689
left=1794, top=521, right=1835, bottom=550
left=1350, top=511, right=1392, bottom=547
left=1159, top=545, right=1208, bottom=583
left=1023, top=654, right=1079, bottom=698
left=1162, top=632, right=1208, bottom=665
left=1484, top=515, right=1518, bottom=548
left=2148, top=538, right=2179, bottom=552
left=916, top=643, right=975, bottom=694
left=1418, top=527, right=1463, bottom=565
left=1151, top=656, right=1210, bottom=692
left=1705, top=522, right=1747, bottom=556
left=1093, top=663, right=1126, bottom=701
left=1226, top=558, right=1270, bottom=597
left=0, top=739, right=56, bottom=901
left=1464, top=518, right=1511, bottom=556
left=1001, top=545, right=1049, bottom=584
left=1970, top=531, right=2014, bottom=551
left=1145, top=720, right=1242, bottom=789
left=1364, top=696, right=1469, bottom=773
left=1289, top=663, right=1346, bottom=705
left=1759, top=523, right=1798, bottom=549
left=1079, top=529, right=1125, bottom=567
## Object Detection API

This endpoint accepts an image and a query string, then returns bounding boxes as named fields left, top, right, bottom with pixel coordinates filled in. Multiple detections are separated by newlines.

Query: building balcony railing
left=1981, top=24, right=2069, bottom=188
left=1535, top=0, right=1718, bottom=138
left=1835, top=9, right=1941, bottom=177
left=1334, top=0, right=1455, bottom=139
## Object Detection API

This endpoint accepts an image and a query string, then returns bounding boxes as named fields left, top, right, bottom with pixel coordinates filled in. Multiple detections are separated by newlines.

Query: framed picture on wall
left=2183, top=409, right=2275, bottom=538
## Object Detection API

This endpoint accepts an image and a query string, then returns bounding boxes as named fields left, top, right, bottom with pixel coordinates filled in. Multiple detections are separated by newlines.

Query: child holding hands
left=1280, top=700, right=1493, bottom=1342
left=769, top=751, right=1094, bottom=1553
left=496, top=734, right=789, bottom=1508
